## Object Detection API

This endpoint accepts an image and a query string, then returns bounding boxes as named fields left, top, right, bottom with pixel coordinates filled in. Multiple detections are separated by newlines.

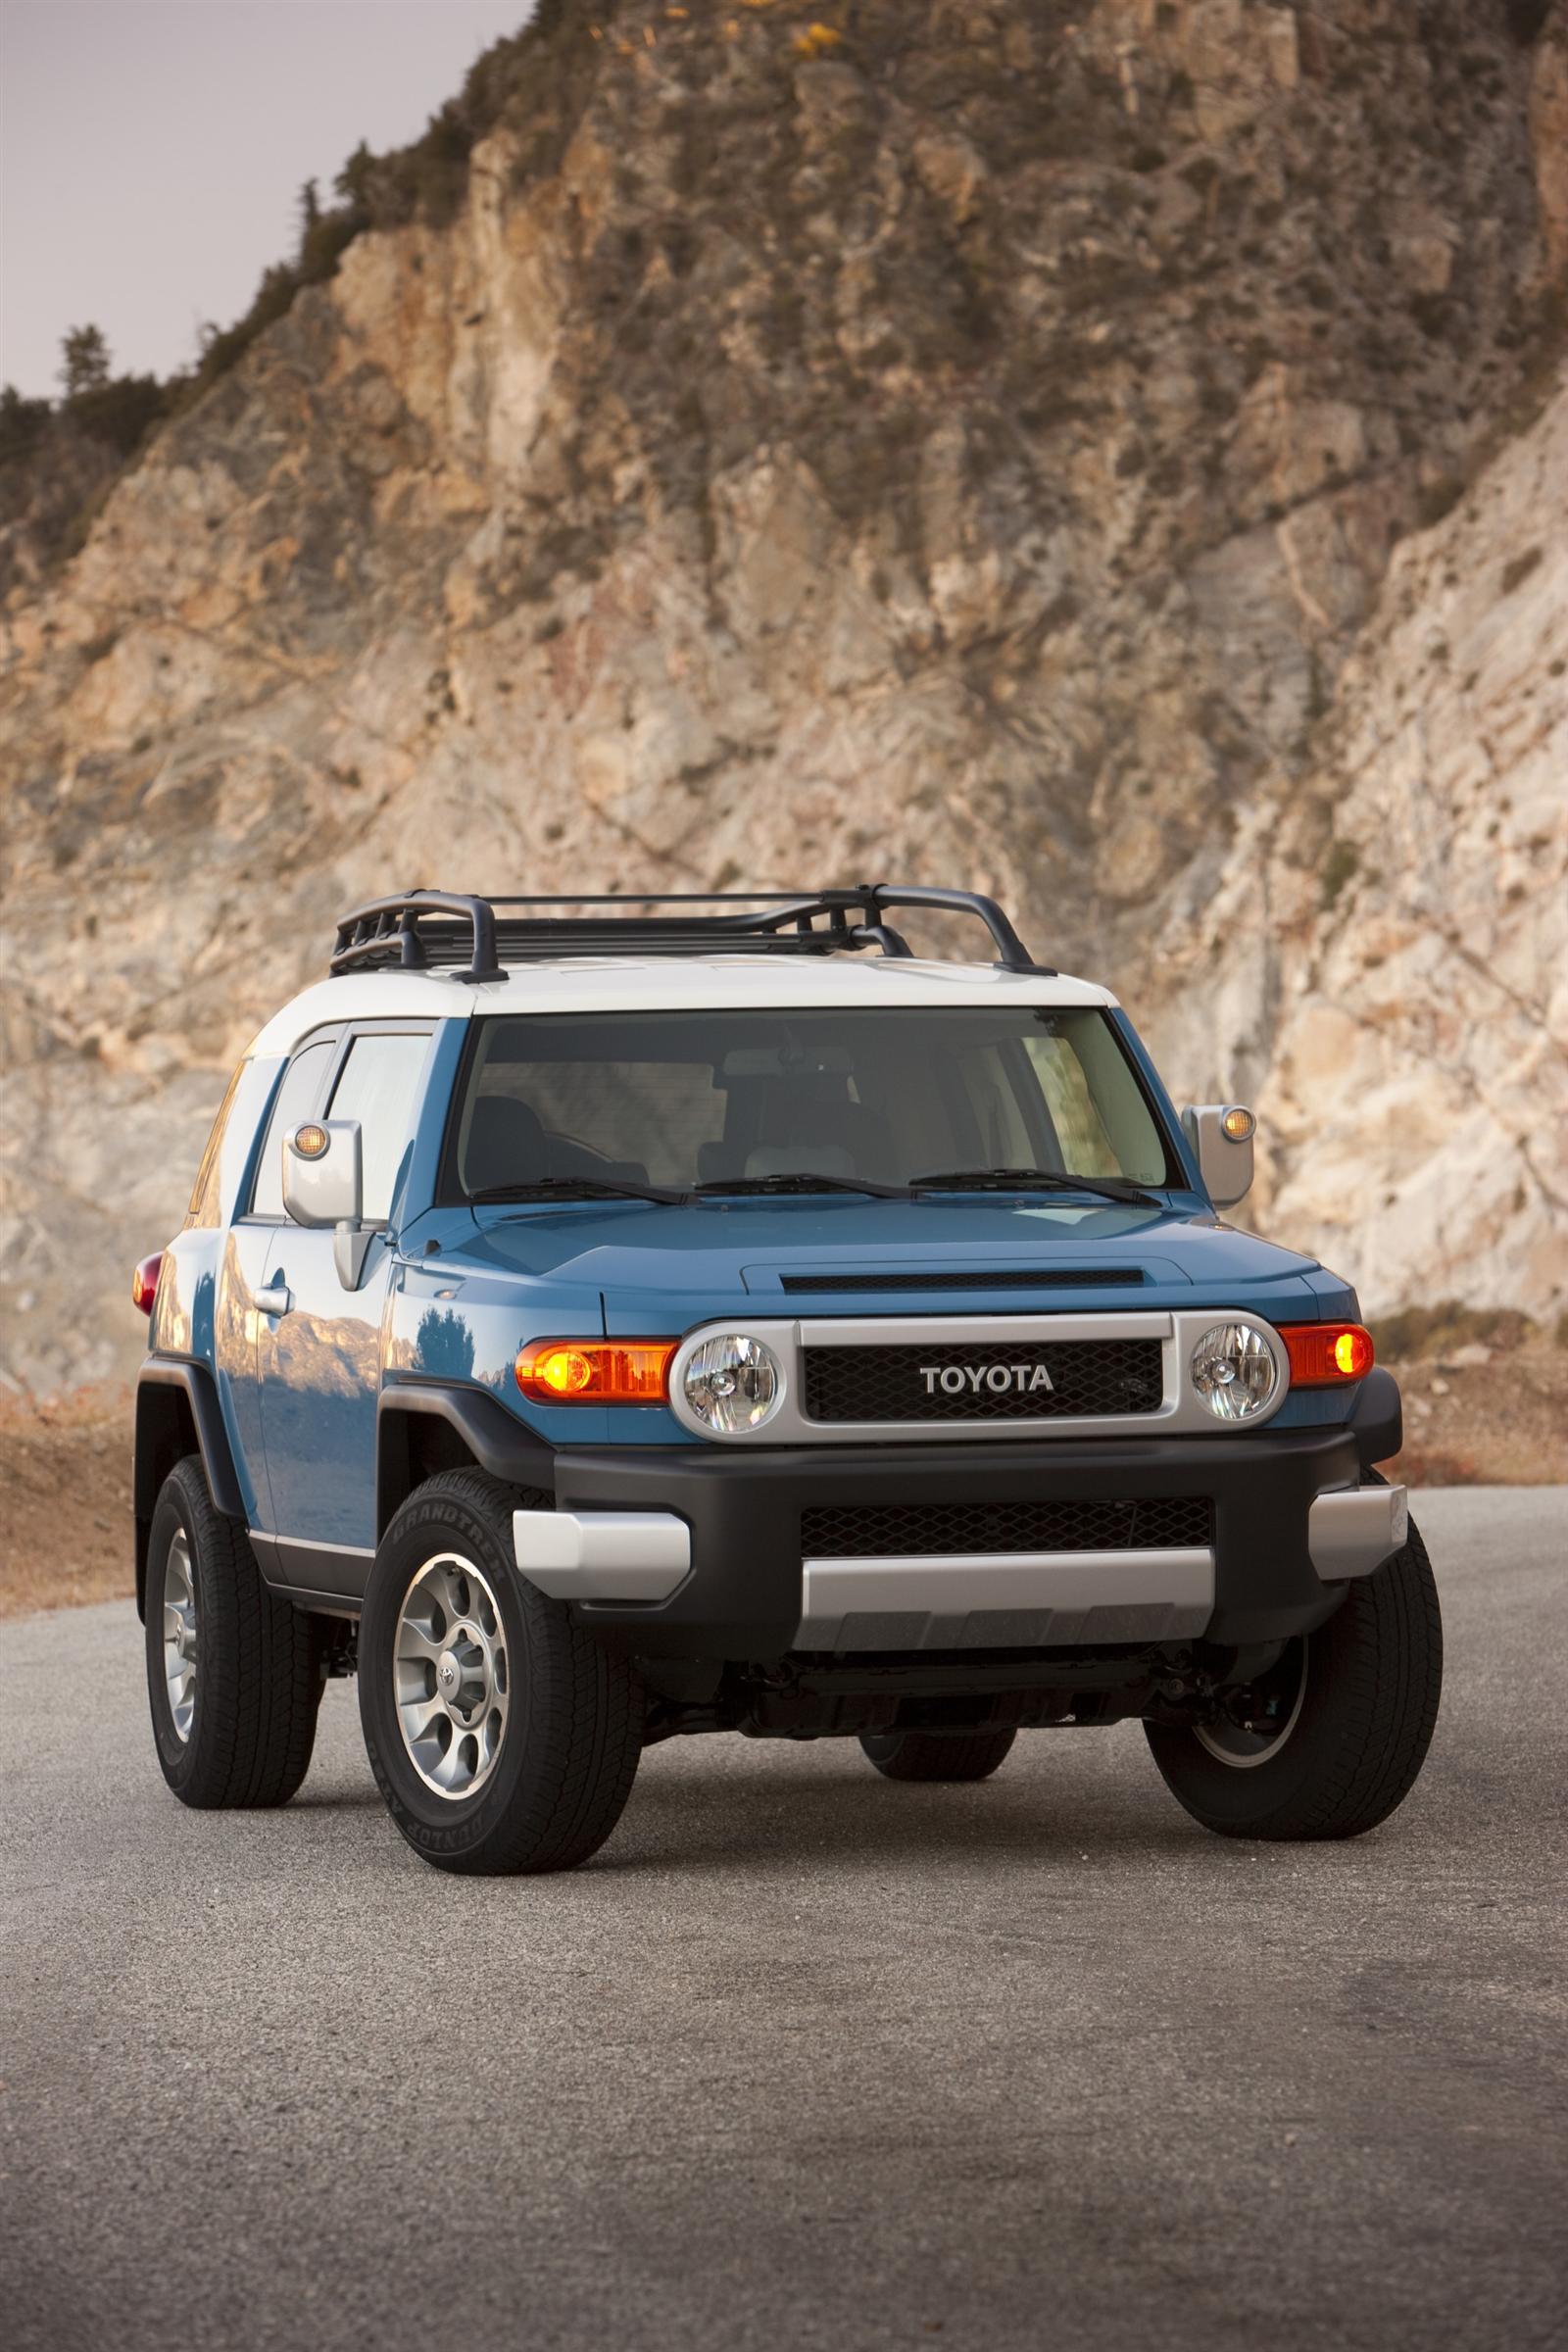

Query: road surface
left=3, top=1487, right=1565, bottom=2350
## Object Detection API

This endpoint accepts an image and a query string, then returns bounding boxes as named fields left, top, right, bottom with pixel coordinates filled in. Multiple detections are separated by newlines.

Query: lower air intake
left=801, top=1496, right=1213, bottom=1558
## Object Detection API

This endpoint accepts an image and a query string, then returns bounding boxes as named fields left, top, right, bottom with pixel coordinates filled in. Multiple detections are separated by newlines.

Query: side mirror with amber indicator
left=1181, top=1103, right=1255, bottom=1209
left=282, top=1120, right=372, bottom=1287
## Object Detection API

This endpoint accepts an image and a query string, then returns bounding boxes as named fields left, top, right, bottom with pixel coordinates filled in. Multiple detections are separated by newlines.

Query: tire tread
left=861, top=1727, right=1016, bottom=1783
left=1146, top=1516, right=1443, bottom=1841
left=148, top=1457, right=321, bottom=1809
left=361, top=1470, right=642, bottom=1876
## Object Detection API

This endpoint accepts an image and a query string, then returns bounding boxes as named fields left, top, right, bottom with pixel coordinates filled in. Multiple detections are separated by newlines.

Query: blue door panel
left=213, top=1226, right=273, bottom=1527
left=258, top=1232, right=388, bottom=1550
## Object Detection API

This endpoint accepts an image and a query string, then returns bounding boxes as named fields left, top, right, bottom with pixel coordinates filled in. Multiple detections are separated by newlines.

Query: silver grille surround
left=665, top=1309, right=1292, bottom=1445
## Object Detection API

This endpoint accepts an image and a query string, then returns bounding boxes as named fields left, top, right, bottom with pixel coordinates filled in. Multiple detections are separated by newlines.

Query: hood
left=449, top=1196, right=1325, bottom=1325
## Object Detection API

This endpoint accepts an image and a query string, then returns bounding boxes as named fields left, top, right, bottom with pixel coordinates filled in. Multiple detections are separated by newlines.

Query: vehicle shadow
left=590, top=1743, right=1201, bottom=1875
left=290, top=1731, right=1204, bottom=1871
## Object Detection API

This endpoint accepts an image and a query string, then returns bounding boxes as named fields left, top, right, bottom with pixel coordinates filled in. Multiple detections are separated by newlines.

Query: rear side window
left=184, top=1061, right=247, bottom=1228
left=327, top=1032, right=430, bottom=1222
left=250, top=1039, right=335, bottom=1218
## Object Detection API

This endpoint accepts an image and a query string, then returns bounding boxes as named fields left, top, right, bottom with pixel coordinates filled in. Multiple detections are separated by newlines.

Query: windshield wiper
left=910, top=1166, right=1163, bottom=1207
left=468, top=1176, right=685, bottom=1205
left=691, top=1173, right=911, bottom=1200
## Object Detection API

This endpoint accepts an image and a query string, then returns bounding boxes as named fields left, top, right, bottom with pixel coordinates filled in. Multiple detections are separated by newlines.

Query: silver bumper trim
left=513, top=1509, right=691, bottom=1601
left=797, top=1546, right=1215, bottom=1652
left=1307, top=1484, right=1408, bottom=1581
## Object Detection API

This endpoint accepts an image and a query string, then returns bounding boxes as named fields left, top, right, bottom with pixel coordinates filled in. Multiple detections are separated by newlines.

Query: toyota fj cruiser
left=133, top=885, right=1441, bottom=1874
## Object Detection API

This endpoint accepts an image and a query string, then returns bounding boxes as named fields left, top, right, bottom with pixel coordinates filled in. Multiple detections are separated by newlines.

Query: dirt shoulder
left=1374, top=1312, right=1568, bottom=1489
left=1381, top=1345, right=1568, bottom=1487
left=2, top=1329, right=1564, bottom=1618
left=1, top=1387, right=134, bottom=1617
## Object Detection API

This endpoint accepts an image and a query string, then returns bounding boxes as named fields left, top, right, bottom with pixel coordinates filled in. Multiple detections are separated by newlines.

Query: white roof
left=248, top=956, right=1117, bottom=1057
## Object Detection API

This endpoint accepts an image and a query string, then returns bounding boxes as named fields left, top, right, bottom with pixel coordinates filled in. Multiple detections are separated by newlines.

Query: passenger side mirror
left=282, top=1119, right=373, bottom=1287
left=1181, top=1103, right=1255, bottom=1210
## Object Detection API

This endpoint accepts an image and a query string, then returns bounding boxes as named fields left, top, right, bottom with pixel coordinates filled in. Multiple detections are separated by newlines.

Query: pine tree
left=334, top=142, right=375, bottom=215
left=60, top=325, right=111, bottom=400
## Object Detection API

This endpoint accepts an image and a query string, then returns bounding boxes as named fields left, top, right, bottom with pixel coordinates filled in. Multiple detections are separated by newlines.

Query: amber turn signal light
left=131, top=1251, right=165, bottom=1316
left=1276, top=1322, right=1374, bottom=1385
left=515, top=1338, right=676, bottom=1405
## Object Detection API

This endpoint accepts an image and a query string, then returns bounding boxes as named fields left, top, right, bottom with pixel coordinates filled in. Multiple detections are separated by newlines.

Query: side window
left=185, top=1060, right=247, bottom=1229
left=250, top=1040, right=336, bottom=1219
left=327, top=1032, right=431, bottom=1223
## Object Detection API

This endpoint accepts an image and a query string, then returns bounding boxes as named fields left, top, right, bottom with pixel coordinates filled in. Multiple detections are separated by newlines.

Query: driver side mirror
left=1181, top=1103, right=1256, bottom=1210
left=282, top=1119, right=373, bottom=1287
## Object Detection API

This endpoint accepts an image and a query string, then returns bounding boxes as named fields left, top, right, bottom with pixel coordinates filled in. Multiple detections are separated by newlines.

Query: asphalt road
left=3, top=1487, right=1565, bottom=2352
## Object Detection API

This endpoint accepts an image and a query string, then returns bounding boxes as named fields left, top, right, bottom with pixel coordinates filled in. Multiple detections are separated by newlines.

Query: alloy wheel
left=162, top=1529, right=198, bottom=1741
left=394, top=1552, right=511, bottom=1799
left=1195, top=1637, right=1309, bottom=1769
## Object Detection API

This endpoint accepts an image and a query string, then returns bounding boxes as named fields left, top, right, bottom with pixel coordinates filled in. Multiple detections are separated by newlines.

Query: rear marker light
left=131, top=1251, right=165, bottom=1315
left=1277, top=1323, right=1374, bottom=1386
left=515, top=1339, right=676, bottom=1405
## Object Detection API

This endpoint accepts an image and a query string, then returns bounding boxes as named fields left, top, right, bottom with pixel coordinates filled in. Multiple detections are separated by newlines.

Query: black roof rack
left=328, top=886, right=1053, bottom=982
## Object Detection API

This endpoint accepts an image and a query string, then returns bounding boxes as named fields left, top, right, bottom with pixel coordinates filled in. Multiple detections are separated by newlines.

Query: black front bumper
left=381, top=1369, right=1402, bottom=1662
left=552, top=1422, right=1371, bottom=1658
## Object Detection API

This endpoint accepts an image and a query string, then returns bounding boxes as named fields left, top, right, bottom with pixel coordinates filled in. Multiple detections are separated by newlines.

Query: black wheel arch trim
left=1348, top=1366, right=1401, bottom=1473
left=133, top=1357, right=246, bottom=1620
left=376, top=1378, right=559, bottom=1539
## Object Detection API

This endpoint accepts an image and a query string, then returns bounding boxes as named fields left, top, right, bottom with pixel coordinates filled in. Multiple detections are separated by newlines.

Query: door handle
left=248, top=1282, right=293, bottom=1317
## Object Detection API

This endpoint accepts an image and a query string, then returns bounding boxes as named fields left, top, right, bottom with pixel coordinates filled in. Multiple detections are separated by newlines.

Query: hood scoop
left=777, top=1266, right=1146, bottom=1295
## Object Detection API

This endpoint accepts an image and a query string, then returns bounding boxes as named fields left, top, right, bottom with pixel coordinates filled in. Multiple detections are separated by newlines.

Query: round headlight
left=1190, top=1321, right=1279, bottom=1422
left=682, top=1333, right=783, bottom=1434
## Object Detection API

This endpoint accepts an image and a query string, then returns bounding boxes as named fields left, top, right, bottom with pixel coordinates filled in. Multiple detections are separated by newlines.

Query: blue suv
left=133, top=885, right=1441, bottom=1873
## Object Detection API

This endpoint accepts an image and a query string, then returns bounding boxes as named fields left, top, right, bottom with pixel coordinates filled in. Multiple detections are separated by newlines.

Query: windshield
left=446, top=1008, right=1175, bottom=1200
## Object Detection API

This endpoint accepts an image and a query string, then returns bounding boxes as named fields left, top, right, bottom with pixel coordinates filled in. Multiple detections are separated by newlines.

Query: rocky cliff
left=2, top=0, right=1565, bottom=1392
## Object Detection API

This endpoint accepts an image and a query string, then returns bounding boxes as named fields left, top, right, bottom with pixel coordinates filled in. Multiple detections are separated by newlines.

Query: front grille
left=780, top=1267, right=1145, bottom=1295
left=801, top=1496, right=1212, bottom=1557
left=802, top=1338, right=1164, bottom=1422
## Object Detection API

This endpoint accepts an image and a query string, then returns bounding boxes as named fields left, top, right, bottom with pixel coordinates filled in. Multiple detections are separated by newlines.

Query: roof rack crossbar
left=331, top=891, right=505, bottom=983
left=326, top=886, right=1050, bottom=981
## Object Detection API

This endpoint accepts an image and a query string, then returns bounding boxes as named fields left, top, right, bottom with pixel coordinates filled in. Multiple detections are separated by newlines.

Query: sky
left=0, top=0, right=533, bottom=398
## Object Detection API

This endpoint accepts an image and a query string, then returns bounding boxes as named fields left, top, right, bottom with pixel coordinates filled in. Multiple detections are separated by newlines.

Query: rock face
left=2, top=0, right=1565, bottom=1392
left=1148, top=386, right=1568, bottom=1312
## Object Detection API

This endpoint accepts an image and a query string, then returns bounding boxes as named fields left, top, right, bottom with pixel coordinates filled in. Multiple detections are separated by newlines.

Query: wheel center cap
left=437, top=1632, right=488, bottom=1718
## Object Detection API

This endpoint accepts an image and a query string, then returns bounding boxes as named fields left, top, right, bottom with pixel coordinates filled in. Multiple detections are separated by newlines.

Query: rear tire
left=1145, top=1512, right=1442, bottom=1840
left=359, top=1470, right=643, bottom=1875
left=145, top=1455, right=322, bottom=1808
left=860, top=1727, right=1017, bottom=1782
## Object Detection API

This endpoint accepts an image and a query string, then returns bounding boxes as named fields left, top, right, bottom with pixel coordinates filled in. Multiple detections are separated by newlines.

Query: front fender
left=1348, top=1366, right=1402, bottom=1471
left=376, top=1380, right=559, bottom=1538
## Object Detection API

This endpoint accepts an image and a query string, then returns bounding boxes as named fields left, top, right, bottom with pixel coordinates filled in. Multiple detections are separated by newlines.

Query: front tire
left=1145, top=1513, right=1442, bottom=1840
left=860, top=1727, right=1017, bottom=1782
left=359, top=1470, right=643, bottom=1875
left=145, top=1455, right=322, bottom=1808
